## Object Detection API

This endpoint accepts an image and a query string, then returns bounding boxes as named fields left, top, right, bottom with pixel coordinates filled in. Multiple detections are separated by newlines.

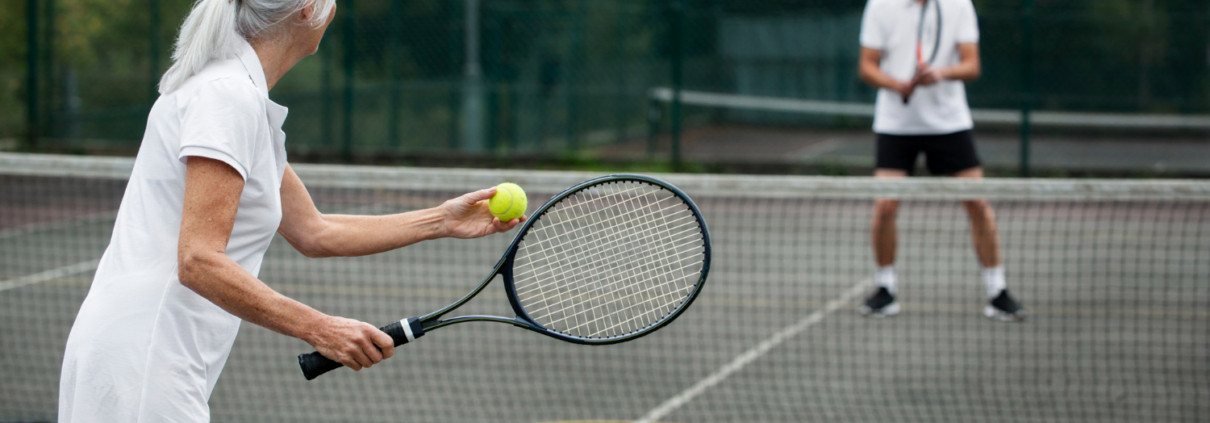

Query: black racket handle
left=298, top=317, right=425, bottom=380
left=902, top=95, right=911, bottom=104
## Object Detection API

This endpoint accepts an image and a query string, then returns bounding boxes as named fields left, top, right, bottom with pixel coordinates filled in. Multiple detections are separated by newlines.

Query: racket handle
left=298, top=317, right=426, bottom=380
left=902, top=96, right=910, bottom=104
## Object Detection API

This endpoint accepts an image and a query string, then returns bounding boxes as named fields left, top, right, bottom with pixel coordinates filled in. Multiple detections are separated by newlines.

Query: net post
left=26, top=0, right=39, bottom=151
left=1019, top=0, right=1035, bottom=178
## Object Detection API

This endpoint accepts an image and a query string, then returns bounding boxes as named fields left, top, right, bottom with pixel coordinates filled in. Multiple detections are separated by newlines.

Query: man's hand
left=439, top=187, right=525, bottom=239
left=307, top=316, right=395, bottom=371
left=892, top=79, right=916, bottom=101
left=913, top=64, right=947, bottom=86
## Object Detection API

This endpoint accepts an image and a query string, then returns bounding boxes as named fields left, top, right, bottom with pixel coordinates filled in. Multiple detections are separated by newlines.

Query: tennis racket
left=903, top=0, right=942, bottom=105
left=298, top=174, right=712, bottom=380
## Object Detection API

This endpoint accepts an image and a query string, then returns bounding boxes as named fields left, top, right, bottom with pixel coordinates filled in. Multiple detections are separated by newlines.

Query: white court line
left=0, top=211, right=119, bottom=240
left=633, top=278, right=871, bottom=423
left=0, top=203, right=378, bottom=294
left=0, top=260, right=101, bottom=292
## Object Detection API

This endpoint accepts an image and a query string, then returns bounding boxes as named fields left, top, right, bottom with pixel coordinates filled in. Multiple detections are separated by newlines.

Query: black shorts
left=875, top=130, right=981, bottom=175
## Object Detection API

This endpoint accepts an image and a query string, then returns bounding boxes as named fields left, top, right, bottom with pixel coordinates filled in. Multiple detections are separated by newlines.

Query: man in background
left=856, top=0, right=1024, bottom=321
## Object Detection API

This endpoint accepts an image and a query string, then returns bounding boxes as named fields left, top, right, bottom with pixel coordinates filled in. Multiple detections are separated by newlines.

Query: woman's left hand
left=439, top=187, right=525, bottom=239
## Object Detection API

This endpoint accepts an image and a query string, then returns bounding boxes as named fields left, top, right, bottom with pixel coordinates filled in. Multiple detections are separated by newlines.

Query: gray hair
left=159, top=0, right=337, bottom=94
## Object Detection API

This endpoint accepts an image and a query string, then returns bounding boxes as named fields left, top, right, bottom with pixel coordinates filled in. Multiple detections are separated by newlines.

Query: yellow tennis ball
left=489, top=182, right=527, bottom=222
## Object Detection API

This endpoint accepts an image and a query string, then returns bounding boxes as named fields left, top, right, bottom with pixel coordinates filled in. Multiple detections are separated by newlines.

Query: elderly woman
left=57, top=0, right=521, bottom=421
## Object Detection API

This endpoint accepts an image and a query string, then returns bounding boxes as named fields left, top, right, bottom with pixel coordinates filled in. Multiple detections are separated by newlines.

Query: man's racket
left=903, top=0, right=941, bottom=105
left=298, top=174, right=712, bottom=380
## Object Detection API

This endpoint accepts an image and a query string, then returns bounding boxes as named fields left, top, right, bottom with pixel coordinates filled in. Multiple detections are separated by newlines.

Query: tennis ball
left=489, top=182, right=527, bottom=222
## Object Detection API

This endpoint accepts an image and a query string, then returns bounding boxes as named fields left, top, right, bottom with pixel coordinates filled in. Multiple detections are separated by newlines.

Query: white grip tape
left=400, top=319, right=416, bottom=342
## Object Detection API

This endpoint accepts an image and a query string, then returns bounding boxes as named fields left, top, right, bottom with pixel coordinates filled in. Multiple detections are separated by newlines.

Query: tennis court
left=3, top=153, right=1208, bottom=422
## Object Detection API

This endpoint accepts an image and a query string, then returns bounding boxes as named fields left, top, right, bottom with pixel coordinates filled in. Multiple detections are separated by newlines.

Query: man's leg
left=954, top=167, right=1023, bottom=320
left=954, top=168, right=1001, bottom=269
left=862, top=169, right=907, bottom=316
left=872, top=169, right=906, bottom=271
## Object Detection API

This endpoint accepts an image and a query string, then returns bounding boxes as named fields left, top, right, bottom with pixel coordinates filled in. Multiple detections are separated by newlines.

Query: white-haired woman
left=57, top=0, right=521, bottom=420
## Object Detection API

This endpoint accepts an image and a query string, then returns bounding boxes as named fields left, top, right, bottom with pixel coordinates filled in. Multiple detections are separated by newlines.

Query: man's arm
left=177, top=157, right=394, bottom=371
left=859, top=47, right=915, bottom=99
left=915, top=42, right=981, bottom=86
left=276, top=165, right=521, bottom=259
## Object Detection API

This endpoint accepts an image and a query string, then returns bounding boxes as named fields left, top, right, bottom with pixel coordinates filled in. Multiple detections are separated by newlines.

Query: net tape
left=4, top=153, right=1208, bottom=201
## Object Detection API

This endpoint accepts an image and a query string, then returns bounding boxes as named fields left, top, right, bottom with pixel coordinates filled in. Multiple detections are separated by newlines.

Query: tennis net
left=643, top=88, right=1210, bottom=177
left=2, top=152, right=1208, bottom=423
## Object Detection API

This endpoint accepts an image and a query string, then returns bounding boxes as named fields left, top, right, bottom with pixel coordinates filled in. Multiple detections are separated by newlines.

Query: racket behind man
left=904, top=0, right=941, bottom=104
left=298, top=174, right=712, bottom=380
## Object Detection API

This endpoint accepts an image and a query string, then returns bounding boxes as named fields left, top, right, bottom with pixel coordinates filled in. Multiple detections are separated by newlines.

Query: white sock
left=982, top=266, right=1006, bottom=299
left=876, top=266, right=897, bottom=294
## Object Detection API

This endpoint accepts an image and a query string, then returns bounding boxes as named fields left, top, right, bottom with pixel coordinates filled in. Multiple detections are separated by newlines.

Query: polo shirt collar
left=231, top=37, right=288, bottom=131
left=233, top=37, right=270, bottom=96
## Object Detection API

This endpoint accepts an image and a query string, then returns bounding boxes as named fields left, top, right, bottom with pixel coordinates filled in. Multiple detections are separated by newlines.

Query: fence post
left=565, top=0, right=585, bottom=153
left=26, top=0, right=39, bottom=150
left=1019, top=0, right=1034, bottom=177
left=342, top=0, right=355, bottom=163
left=321, top=34, right=333, bottom=157
left=149, top=0, right=160, bottom=103
left=670, top=0, right=685, bottom=170
left=461, top=0, right=486, bottom=153
left=389, top=0, right=402, bottom=151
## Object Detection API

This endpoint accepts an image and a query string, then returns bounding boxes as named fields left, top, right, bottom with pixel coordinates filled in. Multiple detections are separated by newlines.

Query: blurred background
left=2, top=0, right=1209, bottom=176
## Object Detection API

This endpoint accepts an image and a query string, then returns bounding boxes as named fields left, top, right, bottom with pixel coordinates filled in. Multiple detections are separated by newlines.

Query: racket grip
left=298, top=317, right=426, bottom=380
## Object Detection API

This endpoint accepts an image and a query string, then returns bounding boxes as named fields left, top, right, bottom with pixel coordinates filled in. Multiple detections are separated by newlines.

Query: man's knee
left=962, top=199, right=994, bottom=219
left=873, top=199, right=900, bottom=222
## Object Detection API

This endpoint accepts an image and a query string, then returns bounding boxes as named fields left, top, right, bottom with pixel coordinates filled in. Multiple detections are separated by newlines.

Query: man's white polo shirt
left=861, top=0, right=980, bottom=135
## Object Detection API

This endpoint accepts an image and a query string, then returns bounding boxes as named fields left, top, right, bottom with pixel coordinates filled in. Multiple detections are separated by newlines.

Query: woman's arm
left=177, top=157, right=394, bottom=371
left=276, top=165, right=522, bottom=259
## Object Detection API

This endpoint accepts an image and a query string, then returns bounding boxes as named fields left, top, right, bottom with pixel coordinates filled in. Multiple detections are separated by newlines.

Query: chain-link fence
left=2, top=0, right=1209, bottom=172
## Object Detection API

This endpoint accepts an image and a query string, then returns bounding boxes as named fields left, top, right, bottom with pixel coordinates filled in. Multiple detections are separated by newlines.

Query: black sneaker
left=859, top=287, right=899, bottom=317
left=985, top=289, right=1025, bottom=322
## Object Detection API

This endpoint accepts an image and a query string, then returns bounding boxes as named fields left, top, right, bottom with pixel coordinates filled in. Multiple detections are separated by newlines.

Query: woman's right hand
left=306, top=315, right=395, bottom=371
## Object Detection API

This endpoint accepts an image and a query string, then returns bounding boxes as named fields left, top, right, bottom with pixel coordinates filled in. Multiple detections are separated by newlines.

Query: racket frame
left=420, top=173, right=712, bottom=344
left=903, top=0, right=942, bottom=105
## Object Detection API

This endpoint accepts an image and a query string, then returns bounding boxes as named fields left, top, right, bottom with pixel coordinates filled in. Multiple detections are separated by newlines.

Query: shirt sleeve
left=955, top=0, right=980, bottom=44
left=859, top=0, right=887, bottom=50
left=177, top=78, right=264, bottom=181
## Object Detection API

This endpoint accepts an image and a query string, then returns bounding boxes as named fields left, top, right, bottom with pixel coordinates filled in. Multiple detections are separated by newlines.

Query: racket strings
left=514, top=225, right=703, bottom=308
left=512, top=181, right=706, bottom=339
left=520, top=184, right=691, bottom=336
left=567, top=186, right=702, bottom=337
left=514, top=185, right=694, bottom=295
left=525, top=242, right=704, bottom=330
left=512, top=212, right=700, bottom=294
left=529, top=183, right=701, bottom=323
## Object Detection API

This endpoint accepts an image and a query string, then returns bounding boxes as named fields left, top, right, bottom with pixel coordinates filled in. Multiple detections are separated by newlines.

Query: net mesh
left=2, top=153, right=1209, bottom=423
left=513, top=179, right=707, bottom=340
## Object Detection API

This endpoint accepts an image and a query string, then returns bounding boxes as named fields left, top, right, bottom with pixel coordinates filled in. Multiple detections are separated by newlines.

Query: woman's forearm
left=179, top=250, right=326, bottom=342
left=300, top=207, right=447, bottom=258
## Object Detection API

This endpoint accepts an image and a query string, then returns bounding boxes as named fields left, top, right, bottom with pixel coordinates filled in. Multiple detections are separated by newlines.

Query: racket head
left=499, top=174, right=711, bottom=345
